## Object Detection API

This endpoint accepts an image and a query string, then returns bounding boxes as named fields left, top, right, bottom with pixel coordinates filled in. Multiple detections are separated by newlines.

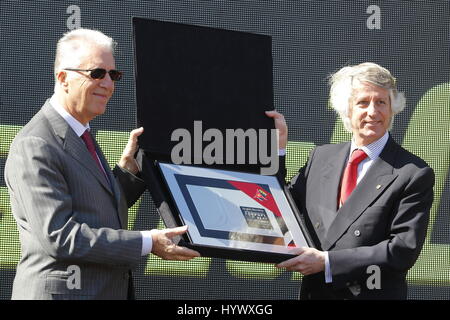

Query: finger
left=298, top=247, right=309, bottom=254
left=165, top=225, right=189, bottom=238
left=265, top=110, right=283, bottom=119
left=276, top=247, right=305, bottom=268
left=164, top=246, right=201, bottom=260
left=285, top=266, right=301, bottom=273
left=128, top=128, right=143, bottom=146
left=130, top=127, right=144, bottom=138
left=276, top=256, right=301, bottom=269
left=174, top=246, right=201, bottom=258
left=171, top=254, right=199, bottom=261
left=123, top=127, right=144, bottom=155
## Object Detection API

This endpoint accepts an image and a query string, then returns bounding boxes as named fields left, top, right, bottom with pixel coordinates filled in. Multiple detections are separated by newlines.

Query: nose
left=99, top=72, right=115, bottom=90
left=367, top=100, right=378, bottom=117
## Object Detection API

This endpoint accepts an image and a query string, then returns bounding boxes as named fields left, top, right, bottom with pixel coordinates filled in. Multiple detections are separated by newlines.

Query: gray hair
left=54, top=28, right=116, bottom=80
left=328, top=62, right=406, bottom=132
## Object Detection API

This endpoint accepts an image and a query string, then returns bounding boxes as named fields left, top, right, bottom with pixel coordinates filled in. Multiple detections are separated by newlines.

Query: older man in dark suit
left=5, top=28, right=199, bottom=300
left=268, top=62, right=434, bottom=299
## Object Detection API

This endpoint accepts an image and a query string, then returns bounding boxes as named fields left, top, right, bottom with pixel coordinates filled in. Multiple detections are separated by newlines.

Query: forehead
left=77, top=45, right=115, bottom=68
left=352, top=81, right=390, bottom=99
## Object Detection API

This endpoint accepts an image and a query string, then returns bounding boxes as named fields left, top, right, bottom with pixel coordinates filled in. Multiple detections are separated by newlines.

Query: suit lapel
left=320, top=143, right=350, bottom=216
left=322, top=137, right=399, bottom=250
left=310, top=143, right=349, bottom=246
left=93, top=137, right=127, bottom=228
left=42, top=101, right=114, bottom=196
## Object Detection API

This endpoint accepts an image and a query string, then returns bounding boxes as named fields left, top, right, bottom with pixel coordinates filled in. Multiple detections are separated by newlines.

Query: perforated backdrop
left=0, top=0, right=449, bottom=300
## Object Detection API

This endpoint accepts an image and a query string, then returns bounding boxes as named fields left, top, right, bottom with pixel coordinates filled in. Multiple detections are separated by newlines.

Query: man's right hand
left=151, top=226, right=201, bottom=261
left=265, top=110, right=288, bottom=150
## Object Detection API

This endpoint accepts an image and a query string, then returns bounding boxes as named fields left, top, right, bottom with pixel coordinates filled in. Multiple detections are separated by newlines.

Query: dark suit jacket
left=281, top=136, right=434, bottom=299
left=5, top=100, right=147, bottom=299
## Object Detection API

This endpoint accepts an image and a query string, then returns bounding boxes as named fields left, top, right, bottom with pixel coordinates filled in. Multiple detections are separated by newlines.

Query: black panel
left=133, top=18, right=274, bottom=169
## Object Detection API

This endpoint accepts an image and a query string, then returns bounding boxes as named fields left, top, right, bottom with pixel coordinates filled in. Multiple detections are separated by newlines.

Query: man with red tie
left=267, top=62, right=434, bottom=299
left=5, top=28, right=199, bottom=300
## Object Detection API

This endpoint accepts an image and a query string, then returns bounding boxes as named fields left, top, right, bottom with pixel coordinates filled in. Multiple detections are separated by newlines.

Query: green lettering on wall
left=0, top=187, right=20, bottom=266
left=0, top=125, right=23, bottom=267
left=0, top=125, right=22, bottom=157
left=401, top=83, right=450, bottom=285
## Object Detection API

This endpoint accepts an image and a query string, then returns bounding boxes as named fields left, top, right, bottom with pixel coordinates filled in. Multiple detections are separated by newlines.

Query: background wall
left=0, top=0, right=449, bottom=299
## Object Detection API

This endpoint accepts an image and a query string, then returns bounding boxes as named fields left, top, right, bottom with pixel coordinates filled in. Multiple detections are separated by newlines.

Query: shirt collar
left=49, top=94, right=90, bottom=137
left=350, top=131, right=389, bottom=160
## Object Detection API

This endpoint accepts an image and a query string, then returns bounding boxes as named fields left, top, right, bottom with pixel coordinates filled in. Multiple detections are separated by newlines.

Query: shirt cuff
left=140, top=230, right=154, bottom=256
left=278, top=148, right=286, bottom=156
left=324, top=251, right=333, bottom=283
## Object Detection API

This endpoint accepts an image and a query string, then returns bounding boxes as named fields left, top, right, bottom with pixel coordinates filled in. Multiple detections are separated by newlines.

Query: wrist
left=279, top=135, right=287, bottom=150
left=119, top=157, right=138, bottom=174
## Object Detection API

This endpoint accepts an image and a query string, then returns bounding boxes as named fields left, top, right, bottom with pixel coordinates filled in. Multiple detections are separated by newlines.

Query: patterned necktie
left=339, top=149, right=368, bottom=206
left=81, top=129, right=107, bottom=178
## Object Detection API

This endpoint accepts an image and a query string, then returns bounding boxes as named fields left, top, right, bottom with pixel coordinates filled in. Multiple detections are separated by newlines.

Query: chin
left=363, top=132, right=383, bottom=143
left=88, top=109, right=106, bottom=120
left=95, top=103, right=108, bottom=114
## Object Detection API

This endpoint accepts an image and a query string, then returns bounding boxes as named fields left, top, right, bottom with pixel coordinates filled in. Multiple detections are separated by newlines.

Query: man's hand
left=276, top=247, right=325, bottom=275
left=151, top=226, right=201, bottom=261
left=265, top=110, right=288, bottom=150
left=118, top=127, right=144, bottom=175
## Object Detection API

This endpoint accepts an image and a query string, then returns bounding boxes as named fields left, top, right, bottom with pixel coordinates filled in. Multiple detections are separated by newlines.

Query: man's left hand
left=119, top=127, right=144, bottom=175
left=276, top=247, right=326, bottom=275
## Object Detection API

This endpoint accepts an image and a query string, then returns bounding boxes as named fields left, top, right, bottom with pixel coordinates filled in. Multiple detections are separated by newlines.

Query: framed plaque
left=156, top=162, right=314, bottom=263
left=133, top=17, right=314, bottom=263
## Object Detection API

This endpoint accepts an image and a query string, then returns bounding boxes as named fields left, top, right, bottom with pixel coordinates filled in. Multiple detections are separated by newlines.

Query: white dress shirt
left=49, top=95, right=153, bottom=256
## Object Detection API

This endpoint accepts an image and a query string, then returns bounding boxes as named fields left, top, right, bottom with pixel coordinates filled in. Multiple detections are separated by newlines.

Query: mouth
left=93, top=93, right=109, bottom=100
left=364, top=120, right=381, bottom=126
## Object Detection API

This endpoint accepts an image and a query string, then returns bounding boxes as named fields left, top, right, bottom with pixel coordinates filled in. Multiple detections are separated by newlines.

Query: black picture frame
left=140, top=157, right=314, bottom=264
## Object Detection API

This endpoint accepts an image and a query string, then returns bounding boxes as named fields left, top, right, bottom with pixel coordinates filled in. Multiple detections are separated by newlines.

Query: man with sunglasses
left=5, top=28, right=200, bottom=300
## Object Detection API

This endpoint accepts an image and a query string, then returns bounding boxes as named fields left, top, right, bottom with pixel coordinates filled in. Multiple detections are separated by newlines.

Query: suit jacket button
left=354, top=230, right=361, bottom=237
left=315, top=222, right=320, bottom=229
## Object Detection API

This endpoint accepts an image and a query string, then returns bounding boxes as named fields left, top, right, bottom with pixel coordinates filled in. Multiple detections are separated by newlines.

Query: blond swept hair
left=329, top=62, right=406, bottom=132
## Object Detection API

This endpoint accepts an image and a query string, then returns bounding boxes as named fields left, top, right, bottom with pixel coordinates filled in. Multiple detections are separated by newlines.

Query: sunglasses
left=64, top=68, right=123, bottom=81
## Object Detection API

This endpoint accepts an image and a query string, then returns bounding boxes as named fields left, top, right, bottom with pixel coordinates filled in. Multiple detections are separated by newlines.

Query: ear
left=56, top=70, right=69, bottom=91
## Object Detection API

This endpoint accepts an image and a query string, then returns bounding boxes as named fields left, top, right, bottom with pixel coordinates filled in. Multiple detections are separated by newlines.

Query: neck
left=54, top=91, right=90, bottom=126
left=353, top=131, right=388, bottom=148
left=353, top=137, right=369, bottom=147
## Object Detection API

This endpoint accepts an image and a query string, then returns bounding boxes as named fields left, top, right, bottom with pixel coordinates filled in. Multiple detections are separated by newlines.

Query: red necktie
left=81, top=130, right=107, bottom=178
left=339, top=149, right=368, bottom=206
